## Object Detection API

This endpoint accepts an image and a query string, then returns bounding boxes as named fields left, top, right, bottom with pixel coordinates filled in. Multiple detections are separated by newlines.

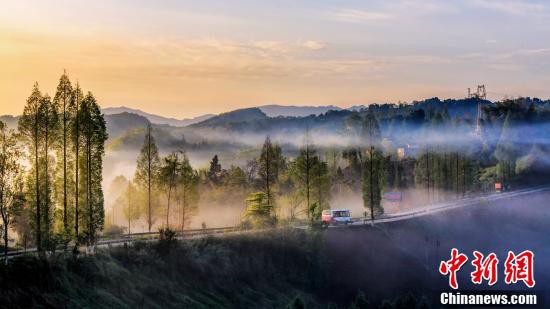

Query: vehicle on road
left=322, top=209, right=352, bottom=227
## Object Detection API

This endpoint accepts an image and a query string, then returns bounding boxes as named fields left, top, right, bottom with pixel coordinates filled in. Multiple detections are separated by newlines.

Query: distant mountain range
left=0, top=98, right=504, bottom=136
left=102, top=106, right=214, bottom=127
left=4, top=98, right=550, bottom=153
left=104, top=112, right=150, bottom=139
left=190, top=108, right=268, bottom=129
left=258, top=104, right=347, bottom=117
left=103, top=104, right=365, bottom=125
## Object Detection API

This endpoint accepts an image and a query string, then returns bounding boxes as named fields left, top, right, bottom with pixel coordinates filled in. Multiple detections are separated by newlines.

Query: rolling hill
left=258, top=104, right=343, bottom=117
left=102, top=106, right=214, bottom=127
left=104, top=112, right=150, bottom=139
left=189, top=107, right=269, bottom=130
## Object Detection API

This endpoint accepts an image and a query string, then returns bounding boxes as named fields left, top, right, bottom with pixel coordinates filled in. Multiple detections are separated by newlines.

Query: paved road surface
left=319, top=185, right=550, bottom=228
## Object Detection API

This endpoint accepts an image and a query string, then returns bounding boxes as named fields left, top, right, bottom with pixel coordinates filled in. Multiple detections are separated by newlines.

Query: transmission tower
left=467, top=85, right=486, bottom=138
left=467, top=84, right=486, bottom=100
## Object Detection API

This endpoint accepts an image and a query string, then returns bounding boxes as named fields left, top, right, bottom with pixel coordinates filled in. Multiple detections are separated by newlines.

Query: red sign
left=383, top=192, right=402, bottom=202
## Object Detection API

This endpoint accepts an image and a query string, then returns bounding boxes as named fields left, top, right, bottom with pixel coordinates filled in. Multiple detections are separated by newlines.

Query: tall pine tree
left=135, top=124, right=160, bottom=231
left=176, top=153, right=199, bottom=231
left=77, top=92, right=107, bottom=245
left=0, top=121, right=24, bottom=262
left=361, top=110, right=385, bottom=220
left=53, top=71, right=73, bottom=236
left=258, top=136, right=284, bottom=209
left=18, top=83, right=45, bottom=250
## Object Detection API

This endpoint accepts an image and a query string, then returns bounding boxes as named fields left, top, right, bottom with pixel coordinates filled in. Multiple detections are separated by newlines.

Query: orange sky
left=1, top=1, right=549, bottom=118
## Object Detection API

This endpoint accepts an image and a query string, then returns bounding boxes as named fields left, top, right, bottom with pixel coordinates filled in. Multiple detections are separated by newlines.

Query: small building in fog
left=397, top=144, right=419, bottom=159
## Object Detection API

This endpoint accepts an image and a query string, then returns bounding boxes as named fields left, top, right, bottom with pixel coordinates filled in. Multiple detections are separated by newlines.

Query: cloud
left=330, top=9, right=393, bottom=23
left=469, top=0, right=549, bottom=16
left=327, top=1, right=460, bottom=24
left=71, top=37, right=381, bottom=80
left=251, top=41, right=291, bottom=53
left=511, top=48, right=550, bottom=56
left=460, top=48, right=550, bottom=61
left=456, top=47, right=550, bottom=74
left=176, top=39, right=326, bottom=57
left=387, top=1, right=460, bottom=14
left=301, top=40, right=327, bottom=51
left=391, top=55, right=453, bottom=65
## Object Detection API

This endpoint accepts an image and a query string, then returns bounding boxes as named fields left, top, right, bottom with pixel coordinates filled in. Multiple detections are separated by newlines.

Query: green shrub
left=102, top=225, right=125, bottom=237
left=156, top=227, right=178, bottom=255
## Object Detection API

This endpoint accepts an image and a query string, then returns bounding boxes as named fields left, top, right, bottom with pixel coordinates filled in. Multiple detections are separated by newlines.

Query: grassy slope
left=3, top=190, right=548, bottom=308
left=0, top=230, right=330, bottom=308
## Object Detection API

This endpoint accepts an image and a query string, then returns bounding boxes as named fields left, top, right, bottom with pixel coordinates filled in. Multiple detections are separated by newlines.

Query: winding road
left=4, top=185, right=550, bottom=258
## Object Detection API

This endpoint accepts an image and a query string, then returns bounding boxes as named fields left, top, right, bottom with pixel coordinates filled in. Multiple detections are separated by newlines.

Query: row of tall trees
left=158, top=151, right=199, bottom=229
left=111, top=128, right=199, bottom=233
left=243, top=133, right=354, bottom=226
left=196, top=111, right=389, bottom=227
left=0, top=72, right=107, bottom=255
left=288, top=136, right=331, bottom=221
left=414, top=149, right=480, bottom=202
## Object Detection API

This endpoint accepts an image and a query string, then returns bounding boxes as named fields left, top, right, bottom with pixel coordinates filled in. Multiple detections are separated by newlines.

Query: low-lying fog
left=102, top=121, right=550, bottom=231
